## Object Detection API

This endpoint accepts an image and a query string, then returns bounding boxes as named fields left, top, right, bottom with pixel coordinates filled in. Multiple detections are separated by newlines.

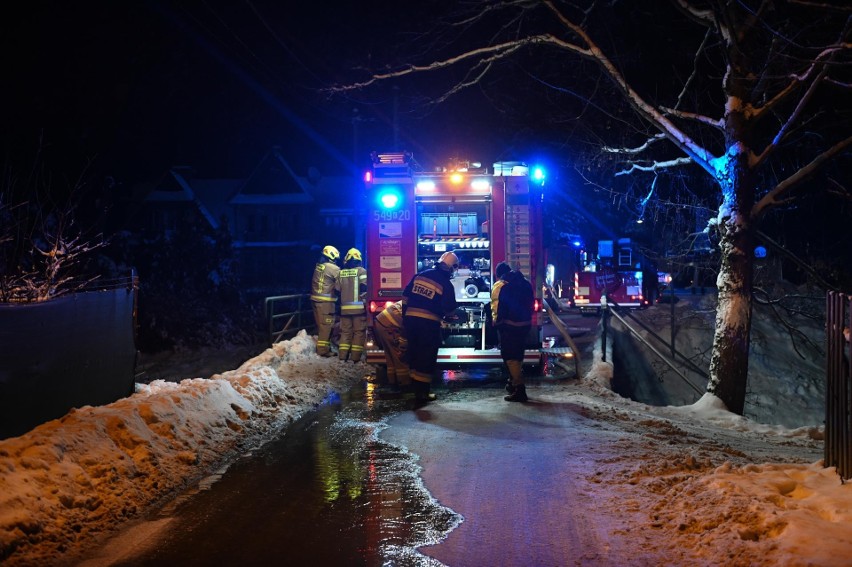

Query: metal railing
left=825, top=291, right=852, bottom=481
left=264, top=294, right=314, bottom=345
left=602, top=302, right=705, bottom=396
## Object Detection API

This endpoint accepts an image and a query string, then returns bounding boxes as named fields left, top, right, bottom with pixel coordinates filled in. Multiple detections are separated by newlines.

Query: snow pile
left=648, top=461, right=852, bottom=565
left=652, top=394, right=852, bottom=565
left=0, top=331, right=366, bottom=565
left=573, top=355, right=850, bottom=566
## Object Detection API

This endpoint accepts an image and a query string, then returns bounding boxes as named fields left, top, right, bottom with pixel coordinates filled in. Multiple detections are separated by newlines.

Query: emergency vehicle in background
left=572, top=237, right=650, bottom=312
left=363, top=151, right=546, bottom=369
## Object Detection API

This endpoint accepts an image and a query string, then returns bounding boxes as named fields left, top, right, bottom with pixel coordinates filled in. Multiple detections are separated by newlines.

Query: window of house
left=324, top=215, right=349, bottom=228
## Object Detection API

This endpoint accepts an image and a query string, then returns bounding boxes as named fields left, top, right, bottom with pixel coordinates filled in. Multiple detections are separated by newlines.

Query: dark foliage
left=117, top=212, right=260, bottom=351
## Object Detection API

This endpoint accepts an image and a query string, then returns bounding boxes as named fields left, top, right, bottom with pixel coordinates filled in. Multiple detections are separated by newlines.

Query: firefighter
left=402, top=251, right=458, bottom=404
left=372, top=300, right=410, bottom=392
left=491, top=261, right=534, bottom=402
left=336, top=248, right=368, bottom=362
left=311, top=245, right=341, bottom=357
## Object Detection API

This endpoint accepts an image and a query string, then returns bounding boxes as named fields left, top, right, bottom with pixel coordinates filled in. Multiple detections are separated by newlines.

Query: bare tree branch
left=435, top=62, right=494, bottom=104
left=614, top=157, right=695, bottom=176
left=748, top=44, right=849, bottom=122
left=670, top=0, right=730, bottom=43
left=602, top=133, right=666, bottom=154
left=753, top=134, right=852, bottom=217
left=824, top=77, right=852, bottom=88
left=327, top=37, right=540, bottom=93
left=788, top=0, right=852, bottom=12
left=660, top=106, right=724, bottom=129
left=751, top=63, right=830, bottom=168
left=542, top=1, right=718, bottom=176
left=673, top=27, right=713, bottom=111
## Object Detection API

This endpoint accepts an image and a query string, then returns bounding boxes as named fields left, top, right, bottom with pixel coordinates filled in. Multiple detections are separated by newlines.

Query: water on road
left=99, top=384, right=466, bottom=566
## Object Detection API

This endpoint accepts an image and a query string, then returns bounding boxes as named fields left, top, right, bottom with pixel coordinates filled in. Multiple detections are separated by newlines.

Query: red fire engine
left=572, top=238, right=649, bottom=312
left=363, top=151, right=545, bottom=369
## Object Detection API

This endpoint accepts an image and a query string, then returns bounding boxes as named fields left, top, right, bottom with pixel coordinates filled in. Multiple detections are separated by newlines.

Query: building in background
left=133, top=146, right=364, bottom=296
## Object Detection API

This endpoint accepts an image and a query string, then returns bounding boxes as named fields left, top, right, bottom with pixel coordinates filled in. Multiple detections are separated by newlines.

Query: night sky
left=2, top=2, right=516, bottom=185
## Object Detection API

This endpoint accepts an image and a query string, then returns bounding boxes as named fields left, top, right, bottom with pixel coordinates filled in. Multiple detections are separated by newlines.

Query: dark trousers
left=498, top=325, right=530, bottom=362
left=404, top=316, right=441, bottom=384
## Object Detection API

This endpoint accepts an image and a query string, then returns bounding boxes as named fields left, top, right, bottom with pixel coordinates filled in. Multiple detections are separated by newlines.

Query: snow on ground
left=570, top=343, right=847, bottom=566
left=0, top=331, right=367, bottom=566
left=1, top=326, right=851, bottom=566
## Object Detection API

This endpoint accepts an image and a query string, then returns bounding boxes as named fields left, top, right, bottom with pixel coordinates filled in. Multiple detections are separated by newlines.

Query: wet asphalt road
left=85, top=379, right=613, bottom=567
left=80, top=312, right=602, bottom=566
left=84, top=385, right=455, bottom=567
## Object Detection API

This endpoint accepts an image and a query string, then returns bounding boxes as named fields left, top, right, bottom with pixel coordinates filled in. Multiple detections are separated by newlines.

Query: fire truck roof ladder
left=506, top=201, right=533, bottom=276
left=371, top=151, right=422, bottom=179
left=373, top=152, right=410, bottom=165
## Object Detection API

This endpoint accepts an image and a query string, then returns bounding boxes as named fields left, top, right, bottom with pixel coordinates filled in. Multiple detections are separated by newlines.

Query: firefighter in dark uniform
left=311, top=245, right=340, bottom=357
left=491, top=261, right=534, bottom=402
left=402, top=251, right=458, bottom=404
left=372, top=300, right=410, bottom=391
left=336, top=248, right=368, bottom=362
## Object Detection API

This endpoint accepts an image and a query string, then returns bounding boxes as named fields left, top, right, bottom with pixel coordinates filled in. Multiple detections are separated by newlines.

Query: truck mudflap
left=366, top=348, right=541, bottom=366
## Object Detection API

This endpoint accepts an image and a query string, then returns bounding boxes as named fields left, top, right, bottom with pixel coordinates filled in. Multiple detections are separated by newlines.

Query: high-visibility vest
left=338, top=266, right=367, bottom=314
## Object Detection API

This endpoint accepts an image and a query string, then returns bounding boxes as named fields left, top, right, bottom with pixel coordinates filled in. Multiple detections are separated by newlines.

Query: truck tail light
left=534, top=299, right=541, bottom=312
left=369, top=300, right=394, bottom=313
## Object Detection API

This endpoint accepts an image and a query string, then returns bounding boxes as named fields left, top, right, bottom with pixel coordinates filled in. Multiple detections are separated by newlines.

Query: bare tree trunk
left=707, top=223, right=754, bottom=414
left=706, top=140, right=755, bottom=414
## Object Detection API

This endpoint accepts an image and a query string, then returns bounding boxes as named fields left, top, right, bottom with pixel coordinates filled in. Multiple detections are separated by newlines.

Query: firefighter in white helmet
left=311, top=245, right=340, bottom=356
left=402, top=251, right=459, bottom=404
left=336, top=248, right=368, bottom=362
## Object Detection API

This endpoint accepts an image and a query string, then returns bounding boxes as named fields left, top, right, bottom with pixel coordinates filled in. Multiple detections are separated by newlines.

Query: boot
left=504, top=384, right=528, bottom=402
left=399, top=383, right=415, bottom=400
left=375, top=382, right=401, bottom=395
left=505, top=360, right=524, bottom=398
left=413, top=381, right=436, bottom=405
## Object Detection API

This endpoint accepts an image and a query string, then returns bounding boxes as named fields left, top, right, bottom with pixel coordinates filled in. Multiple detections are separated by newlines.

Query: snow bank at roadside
left=0, top=331, right=366, bottom=566
left=574, top=335, right=850, bottom=566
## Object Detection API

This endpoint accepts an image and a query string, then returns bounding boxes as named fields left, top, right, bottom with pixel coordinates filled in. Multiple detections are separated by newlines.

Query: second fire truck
left=363, top=151, right=546, bottom=370
left=572, top=238, right=651, bottom=312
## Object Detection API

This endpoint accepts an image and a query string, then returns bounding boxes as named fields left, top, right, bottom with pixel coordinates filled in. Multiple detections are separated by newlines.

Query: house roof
left=144, top=168, right=242, bottom=229
left=142, top=147, right=362, bottom=230
left=230, top=147, right=313, bottom=205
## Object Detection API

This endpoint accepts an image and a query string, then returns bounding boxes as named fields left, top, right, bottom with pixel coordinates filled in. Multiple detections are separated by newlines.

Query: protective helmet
left=322, top=245, right=340, bottom=261
left=438, top=251, right=459, bottom=271
left=344, top=248, right=362, bottom=263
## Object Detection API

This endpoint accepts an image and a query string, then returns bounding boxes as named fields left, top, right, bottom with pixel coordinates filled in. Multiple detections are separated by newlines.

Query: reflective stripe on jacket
left=376, top=301, right=404, bottom=328
left=338, top=266, right=367, bottom=314
left=402, top=267, right=457, bottom=323
left=311, top=261, right=340, bottom=302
